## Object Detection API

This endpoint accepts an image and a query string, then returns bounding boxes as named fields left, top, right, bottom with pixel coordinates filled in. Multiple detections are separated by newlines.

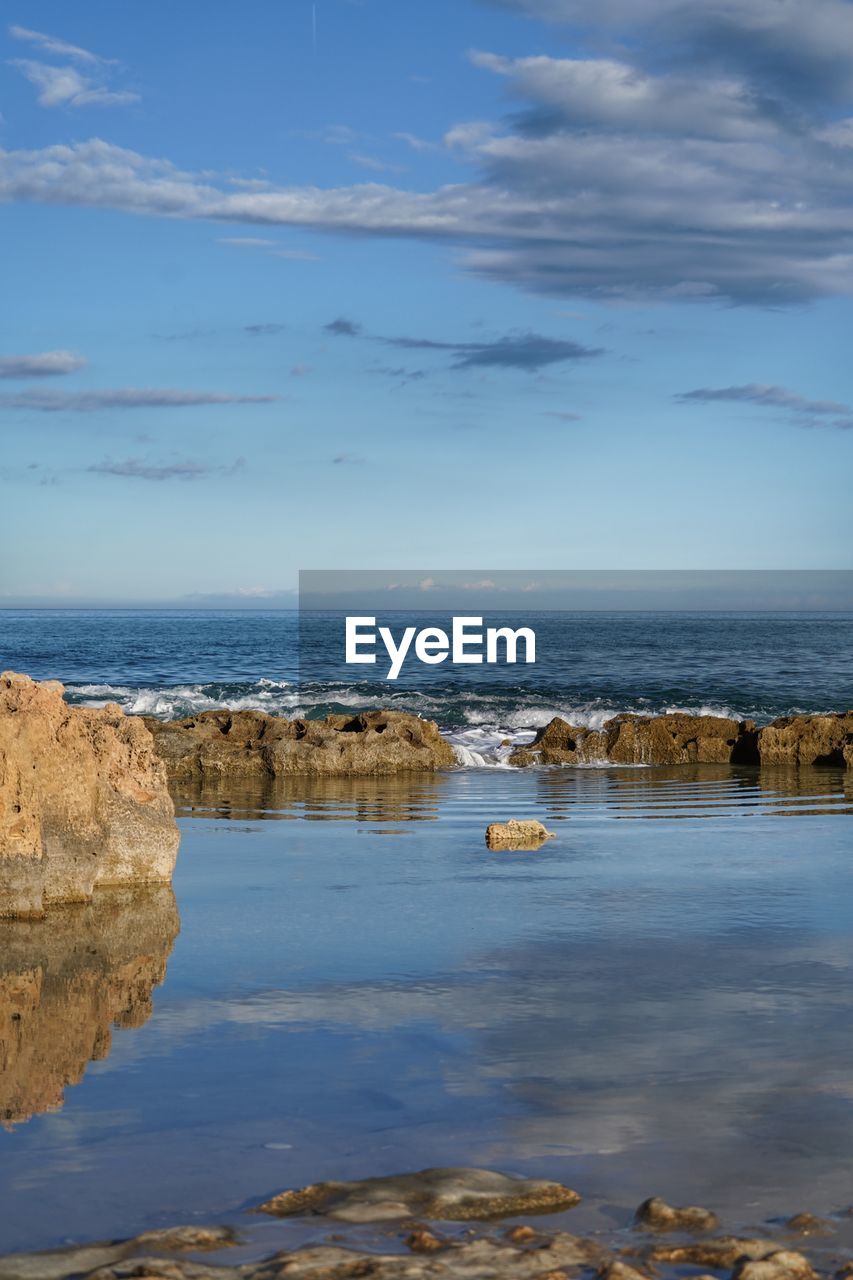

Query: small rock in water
left=485, top=820, right=555, bottom=850
left=785, top=1214, right=833, bottom=1236
left=406, top=1228, right=445, bottom=1253
left=734, top=1250, right=818, bottom=1280
left=635, top=1196, right=719, bottom=1234
left=257, top=1167, right=580, bottom=1222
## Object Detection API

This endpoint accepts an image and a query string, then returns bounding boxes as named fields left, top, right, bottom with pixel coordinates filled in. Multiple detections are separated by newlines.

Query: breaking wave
left=63, top=678, right=784, bottom=767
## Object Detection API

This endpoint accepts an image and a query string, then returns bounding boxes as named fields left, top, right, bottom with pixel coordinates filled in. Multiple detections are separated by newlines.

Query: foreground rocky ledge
left=142, top=710, right=457, bottom=781
left=0, top=1171, right=848, bottom=1280
left=0, top=673, right=180, bottom=919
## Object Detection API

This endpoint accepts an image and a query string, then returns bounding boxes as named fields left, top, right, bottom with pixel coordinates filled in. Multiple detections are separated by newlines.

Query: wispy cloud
left=324, top=317, right=362, bottom=337
left=382, top=332, right=603, bottom=371
left=8, top=24, right=106, bottom=65
left=0, top=388, right=278, bottom=412
left=243, top=323, right=286, bottom=336
left=0, top=350, right=86, bottom=379
left=88, top=456, right=245, bottom=482
left=9, top=60, right=139, bottom=109
left=677, top=383, right=853, bottom=429
left=218, top=236, right=319, bottom=262
left=349, top=152, right=405, bottom=174
left=10, top=0, right=853, bottom=305
left=8, top=25, right=138, bottom=108
left=543, top=409, right=583, bottom=421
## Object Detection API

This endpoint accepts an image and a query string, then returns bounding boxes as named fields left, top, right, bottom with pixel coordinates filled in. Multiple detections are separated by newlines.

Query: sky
left=1, top=0, right=853, bottom=605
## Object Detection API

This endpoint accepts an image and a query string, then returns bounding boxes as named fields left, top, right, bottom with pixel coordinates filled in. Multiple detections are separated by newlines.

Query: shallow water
left=2, top=765, right=853, bottom=1254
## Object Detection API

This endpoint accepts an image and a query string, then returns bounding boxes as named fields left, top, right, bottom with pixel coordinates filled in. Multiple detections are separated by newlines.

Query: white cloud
left=0, top=350, right=86, bottom=379
left=8, top=24, right=105, bottom=65
left=10, top=59, right=139, bottom=108
left=0, top=387, right=278, bottom=411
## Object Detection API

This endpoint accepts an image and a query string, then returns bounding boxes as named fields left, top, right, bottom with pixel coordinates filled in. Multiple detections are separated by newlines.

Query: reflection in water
left=173, top=764, right=853, bottom=826
left=172, top=772, right=449, bottom=823
left=1, top=762, right=853, bottom=1252
left=0, top=888, right=179, bottom=1127
left=532, top=764, right=853, bottom=820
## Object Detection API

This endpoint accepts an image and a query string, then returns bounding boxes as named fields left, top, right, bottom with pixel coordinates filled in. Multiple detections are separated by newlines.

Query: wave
left=62, top=678, right=805, bottom=768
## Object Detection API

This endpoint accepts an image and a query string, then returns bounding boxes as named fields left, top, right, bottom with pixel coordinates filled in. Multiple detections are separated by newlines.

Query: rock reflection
left=0, top=887, right=179, bottom=1127
left=171, top=772, right=449, bottom=823
left=531, top=764, right=853, bottom=821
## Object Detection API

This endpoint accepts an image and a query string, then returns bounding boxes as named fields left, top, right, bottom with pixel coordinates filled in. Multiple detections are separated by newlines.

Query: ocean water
left=1, top=611, right=853, bottom=1256
left=1, top=608, right=852, bottom=763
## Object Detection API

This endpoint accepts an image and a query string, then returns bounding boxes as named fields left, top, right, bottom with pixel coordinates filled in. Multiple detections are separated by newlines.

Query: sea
left=1, top=609, right=853, bottom=1256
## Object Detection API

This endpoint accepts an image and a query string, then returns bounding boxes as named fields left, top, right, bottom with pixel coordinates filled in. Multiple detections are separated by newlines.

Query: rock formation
left=0, top=887, right=179, bottom=1126
left=511, top=714, right=759, bottom=767
left=0, top=1187, right=846, bottom=1280
left=635, top=1196, right=720, bottom=1233
left=0, top=673, right=180, bottom=919
left=142, top=709, right=456, bottom=782
left=484, top=819, right=554, bottom=850
left=511, top=712, right=853, bottom=769
left=257, top=1167, right=581, bottom=1222
left=756, top=714, right=853, bottom=767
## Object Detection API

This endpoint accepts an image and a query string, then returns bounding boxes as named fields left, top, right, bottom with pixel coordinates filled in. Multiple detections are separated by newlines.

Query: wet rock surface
left=634, top=1197, right=719, bottom=1234
left=485, top=820, right=554, bottom=850
left=0, top=673, right=179, bottom=919
left=257, top=1168, right=581, bottom=1222
left=511, top=712, right=853, bottom=769
left=142, top=711, right=456, bottom=782
left=2, top=1184, right=852, bottom=1280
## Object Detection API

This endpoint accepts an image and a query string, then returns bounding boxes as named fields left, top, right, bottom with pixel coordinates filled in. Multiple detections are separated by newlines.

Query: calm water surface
left=2, top=766, right=853, bottom=1254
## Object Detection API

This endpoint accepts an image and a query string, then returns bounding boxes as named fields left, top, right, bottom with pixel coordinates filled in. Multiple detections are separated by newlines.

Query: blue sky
left=2, top=0, right=853, bottom=604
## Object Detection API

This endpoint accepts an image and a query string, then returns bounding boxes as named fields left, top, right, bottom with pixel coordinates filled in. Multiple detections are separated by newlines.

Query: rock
left=406, top=1230, right=445, bottom=1253
left=600, top=1263, right=650, bottom=1280
left=0, top=673, right=179, bottom=919
left=510, top=718, right=605, bottom=767
left=485, top=820, right=554, bottom=850
left=634, top=1196, right=719, bottom=1234
left=0, top=1229, right=606, bottom=1280
left=649, top=1238, right=780, bottom=1268
left=784, top=1214, right=832, bottom=1236
left=142, top=710, right=456, bottom=782
left=757, top=714, right=853, bottom=767
left=0, top=887, right=179, bottom=1126
left=256, top=1168, right=581, bottom=1222
left=511, top=714, right=758, bottom=768
left=0, top=1227, right=236, bottom=1280
left=733, top=1251, right=818, bottom=1280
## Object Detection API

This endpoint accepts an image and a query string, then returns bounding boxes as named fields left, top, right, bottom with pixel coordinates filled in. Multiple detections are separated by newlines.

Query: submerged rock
left=0, top=1227, right=236, bottom=1280
left=485, top=819, right=554, bottom=850
left=142, top=710, right=456, bottom=782
left=635, top=1197, right=719, bottom=1234
left=785, top=1215, right=833, bottom=1237
left=257, top=1167, right=581, bottom=1222
left=0, top=673, right=180, bottom=919
left=649, top=1238, right=781, bottom=1268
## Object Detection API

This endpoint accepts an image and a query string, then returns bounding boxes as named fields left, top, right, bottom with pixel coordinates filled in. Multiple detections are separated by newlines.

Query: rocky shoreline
left=2, top=671, right=851, bottom=918
left=1, top=1169, right=851, bottom=1280
left=142, top=706, right=853, bottom=781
